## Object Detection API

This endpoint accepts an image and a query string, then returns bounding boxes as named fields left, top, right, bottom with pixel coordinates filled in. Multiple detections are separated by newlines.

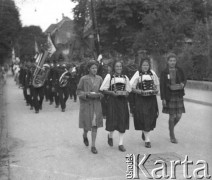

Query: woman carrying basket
left=160, top=53, right=186, bottom=144
left=100, top=61, right=131, bottom=152
left=130, top=58, right=159, bottom=148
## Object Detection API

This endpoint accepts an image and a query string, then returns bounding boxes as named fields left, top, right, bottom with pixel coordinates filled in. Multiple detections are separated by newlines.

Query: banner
left=12, top=47, right=16, bottom=63
left=83, top=0, right=94, bottom=38
left=34, top=40, right=39, bottom=59
left=35, top=40, right=39, bottom=54
left=47, top=34, right=56, bottom=57
left=83, top=0, right=100, bottom=58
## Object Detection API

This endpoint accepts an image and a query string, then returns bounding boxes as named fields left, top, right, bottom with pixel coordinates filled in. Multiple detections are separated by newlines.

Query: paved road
left=1, top=77, right=212, bottom=180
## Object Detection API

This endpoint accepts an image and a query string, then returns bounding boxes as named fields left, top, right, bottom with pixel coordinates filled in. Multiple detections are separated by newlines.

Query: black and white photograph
left=0, top=0, right=212, bottom=179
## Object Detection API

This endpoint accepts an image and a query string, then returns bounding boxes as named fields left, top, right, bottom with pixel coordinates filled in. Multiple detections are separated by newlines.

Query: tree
left=18, top=26, right=46, bottom=61
left=133, top=0, right=195, bottom=55
left=0, top=0, right=21, bottom=64
left=72, top=0, right=212, bottom=80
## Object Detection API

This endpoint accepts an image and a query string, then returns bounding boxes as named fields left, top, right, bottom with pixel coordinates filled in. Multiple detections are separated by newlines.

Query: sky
left=14, top=0, right=77, bottom=31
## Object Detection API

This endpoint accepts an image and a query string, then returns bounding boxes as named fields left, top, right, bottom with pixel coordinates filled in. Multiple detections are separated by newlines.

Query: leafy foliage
left=72, top=0, right=212, bottom=79
left=0, top=0, right=21, bottom=64
left=18, top=26, right=46, bottom=61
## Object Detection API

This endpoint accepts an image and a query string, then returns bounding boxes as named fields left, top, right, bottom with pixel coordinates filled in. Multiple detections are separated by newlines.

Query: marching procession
left=15, top=51, right=186, bottom=155
left=1, top=0, right=212, bottom=179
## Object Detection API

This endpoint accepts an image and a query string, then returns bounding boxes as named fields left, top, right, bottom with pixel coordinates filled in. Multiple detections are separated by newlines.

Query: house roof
left=44, top=16, right=73, bottom=35
left=45, top=24, right=57, bottom=34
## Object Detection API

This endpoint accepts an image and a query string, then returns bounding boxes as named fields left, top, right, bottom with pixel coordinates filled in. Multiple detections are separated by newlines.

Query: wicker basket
left=140, top=90, right=158, bottom=96
left=116, top=91, right=128, bottom=96
left=169, top=84, right=182, bottom=91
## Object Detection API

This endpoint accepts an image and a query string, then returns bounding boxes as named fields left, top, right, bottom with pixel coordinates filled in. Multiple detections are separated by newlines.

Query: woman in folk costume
left=160, top=53, right=186, bottom=144
left=100, top=61, right=131, bottom=152
left=77, top=60, right=104, bottom=154
left=130, top=58, right=159, bottom=148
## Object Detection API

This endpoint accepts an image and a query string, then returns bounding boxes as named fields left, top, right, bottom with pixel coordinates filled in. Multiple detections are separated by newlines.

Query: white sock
left=109, top=131, right=114, bottom=138
left=143, top=131, right=150, bottom=142
left=119, top=133, right=124, bottom=145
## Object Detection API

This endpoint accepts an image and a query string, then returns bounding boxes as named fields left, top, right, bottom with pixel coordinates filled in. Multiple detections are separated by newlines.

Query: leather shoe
left=108, top=135, right=113, bottom=147
left=145, top=142, right=151, bottom=148
left=83, top=136, right=89, bottom=146
left=118, top=145, right=126, bottom=152
left=55, top=105, right=59, bottom=108
left=91, top=146, right=98, bottom=154
left=170, top=138, right=178, bottom=144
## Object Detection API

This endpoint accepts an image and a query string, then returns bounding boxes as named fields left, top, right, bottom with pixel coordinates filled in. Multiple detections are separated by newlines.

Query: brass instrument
left=32, top=51, right=50, bottom=88
left=59, top=68, right=69, bottom=87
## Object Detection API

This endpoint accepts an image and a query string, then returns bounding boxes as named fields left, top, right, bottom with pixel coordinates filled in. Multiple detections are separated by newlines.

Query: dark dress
left=131, top=71, right=159, bottom=132
left=100, top=74, right=131, bottom=133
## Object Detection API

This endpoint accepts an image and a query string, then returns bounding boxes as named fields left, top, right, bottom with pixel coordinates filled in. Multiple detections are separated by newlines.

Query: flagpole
left=91, top=0, right=100, bottom=57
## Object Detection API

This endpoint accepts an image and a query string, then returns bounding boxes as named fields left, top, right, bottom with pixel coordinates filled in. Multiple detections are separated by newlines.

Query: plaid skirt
left=162, top=92, right=185, bottom=115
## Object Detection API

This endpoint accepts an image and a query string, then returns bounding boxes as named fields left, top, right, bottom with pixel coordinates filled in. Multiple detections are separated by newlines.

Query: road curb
left=0, top=80, right=10, bottom=180
left=184, top=98, right=212, bottom=107
left=157, top=93, right=212, bottom=107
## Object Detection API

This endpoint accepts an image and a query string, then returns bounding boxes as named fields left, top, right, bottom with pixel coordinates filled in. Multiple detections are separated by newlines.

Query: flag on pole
left=35, top=40, right=39, bottom=53
left=35, top=53, right=43, bottom=64
left=12, top=47, right=16, bottom=63
left=83, top=0, right=94, bottom=38
left=83, top=0, right=97, bottom=58
left=47, top=34, right=56, bottom=57
left=34, top=40, right=39, bottom=59
left=83, top=0, right=100, bottom=58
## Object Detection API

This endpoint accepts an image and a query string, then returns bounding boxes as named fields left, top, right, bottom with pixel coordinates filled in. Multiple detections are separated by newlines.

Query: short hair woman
left=77, top=60, right=104, bottom=154
left=160, top=53, right=187, bottom=144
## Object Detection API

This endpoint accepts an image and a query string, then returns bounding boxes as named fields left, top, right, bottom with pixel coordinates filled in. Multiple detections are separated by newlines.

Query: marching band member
left=52, top=62, right=60, bottom=108
left=55, top=63, right=70, bottom=112
left=21, top=60, right=33, bottom=109
left=43, top=61, right=51, bottom=102
left=69, top=66, right=78, bottom=102
left=46, top=61, right=54, bottom=105
left=160, top=53, right=186, bottom=144
left=100, top=60, right=131, bottom=152
left=27, top=60, right=35, bottom=110
left=130, top=58, right=159, bottom=148
left=32, top=62, right=45, bottom=113
left=20, top=61, right=29, bottom=106
left=77, top=60, right=103, bottom=154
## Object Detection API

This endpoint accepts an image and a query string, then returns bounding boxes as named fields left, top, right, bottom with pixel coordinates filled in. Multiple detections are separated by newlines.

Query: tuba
left=59, top=67, right=69, bottom=87
left=32, top=51, right=50, bottom=88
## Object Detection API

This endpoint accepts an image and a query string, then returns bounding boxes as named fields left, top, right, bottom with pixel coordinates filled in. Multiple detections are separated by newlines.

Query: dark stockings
left=169, top=113, right=182, bottom=140
left=83, top=127, right=97, bottom=147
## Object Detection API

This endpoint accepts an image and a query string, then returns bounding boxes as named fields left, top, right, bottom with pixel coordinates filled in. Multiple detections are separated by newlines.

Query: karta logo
left=126, top=154, right=211, bottom=179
